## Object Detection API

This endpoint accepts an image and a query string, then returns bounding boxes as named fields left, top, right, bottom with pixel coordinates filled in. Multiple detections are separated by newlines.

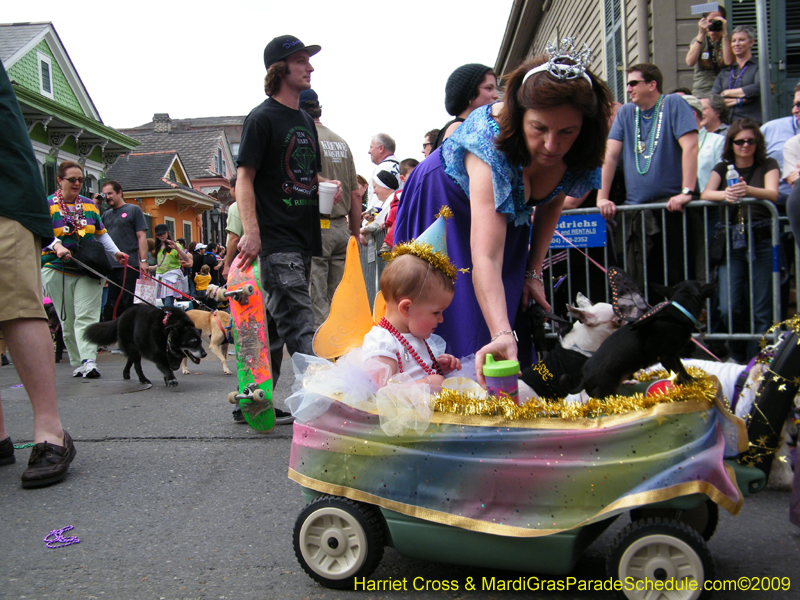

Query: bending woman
left=393, top=47, right=613, bottom=381
left=41, top=161, right=126, bottom=379
left=701, top=118, right=779, bottom=362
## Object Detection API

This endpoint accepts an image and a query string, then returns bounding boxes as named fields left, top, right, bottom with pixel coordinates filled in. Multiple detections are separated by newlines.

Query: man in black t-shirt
left=235, top=35, right=341, bottom=401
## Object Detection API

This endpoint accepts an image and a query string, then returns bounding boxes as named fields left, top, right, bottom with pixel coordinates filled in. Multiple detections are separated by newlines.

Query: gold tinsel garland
left=735, top=315, right=800, bottom=467
left=433, top=366, right=717, bottom=420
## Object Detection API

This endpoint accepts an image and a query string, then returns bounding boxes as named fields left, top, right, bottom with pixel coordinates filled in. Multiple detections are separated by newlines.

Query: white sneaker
left=111, top=348, right=122, bottom=355
left=228, top=349, right=236, bottom=355
left=72, top=364, right=86, bottom=377
left=82, top=359, right=101, bottom=379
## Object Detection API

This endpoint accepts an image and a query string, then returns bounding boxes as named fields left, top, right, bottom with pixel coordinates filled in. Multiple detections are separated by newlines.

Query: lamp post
left=209, top=204, right=221, bottom=244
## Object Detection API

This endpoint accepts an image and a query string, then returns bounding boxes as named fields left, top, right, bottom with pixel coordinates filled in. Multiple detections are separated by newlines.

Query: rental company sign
left=550, top=215, right=606, bottom=249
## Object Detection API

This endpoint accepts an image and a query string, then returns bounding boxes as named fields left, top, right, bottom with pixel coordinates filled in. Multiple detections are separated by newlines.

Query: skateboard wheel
left=253, top=388, right=266, bottom=402
left=228, top=391, right=238, bottom=404
left=242, top=284, right=255, bottom=297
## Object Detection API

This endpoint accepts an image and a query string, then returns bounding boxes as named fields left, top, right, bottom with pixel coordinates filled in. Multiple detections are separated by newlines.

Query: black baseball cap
left=263, top=35, right=321, bottom=70
left=299, top=89, right=319, bottom=106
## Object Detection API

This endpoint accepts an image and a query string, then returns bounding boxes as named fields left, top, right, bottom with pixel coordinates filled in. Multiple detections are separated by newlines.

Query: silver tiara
left=522, top=38, right=593, bottom=86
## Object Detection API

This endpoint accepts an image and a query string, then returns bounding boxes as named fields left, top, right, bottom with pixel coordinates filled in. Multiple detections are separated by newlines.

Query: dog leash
left=109, top=255, right=129, bottom=320
left=123, top=262, right=214, bottom=311
left=211, top=310, right=227, bottom=335
left=64, top=256, right=161, bottom=308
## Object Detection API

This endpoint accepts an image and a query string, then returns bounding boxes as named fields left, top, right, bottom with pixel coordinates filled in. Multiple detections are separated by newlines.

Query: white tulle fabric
left=285, top=345, right=478, bottom=437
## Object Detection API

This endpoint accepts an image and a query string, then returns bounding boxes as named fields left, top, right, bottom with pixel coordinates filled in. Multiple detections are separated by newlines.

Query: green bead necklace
left=635, top=94, right=665, bottom=175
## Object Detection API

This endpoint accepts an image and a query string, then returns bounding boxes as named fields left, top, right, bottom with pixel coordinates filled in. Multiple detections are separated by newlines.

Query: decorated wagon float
left=284, top=218, right=799, bottom=598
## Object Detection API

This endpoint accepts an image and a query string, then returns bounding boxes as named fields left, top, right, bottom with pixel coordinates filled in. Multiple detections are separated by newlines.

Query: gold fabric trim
left=288, top=467, right=742, bottom=538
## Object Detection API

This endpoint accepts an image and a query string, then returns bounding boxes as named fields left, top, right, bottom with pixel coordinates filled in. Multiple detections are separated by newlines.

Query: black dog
left=84, top=305, right=206, bottom=387
left=577, top=280, right=716, bottom=399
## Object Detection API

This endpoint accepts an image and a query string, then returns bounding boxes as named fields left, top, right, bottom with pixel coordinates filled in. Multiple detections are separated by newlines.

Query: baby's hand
left=437, top=354, right=462, bottom=374
left=422, top=374, right=445, bottom=390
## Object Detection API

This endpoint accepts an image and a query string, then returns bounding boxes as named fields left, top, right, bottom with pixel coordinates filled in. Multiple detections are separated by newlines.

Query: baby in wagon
left=362, top=253, right=461, bottom=390
left=285, top=207, right=466, bottom=433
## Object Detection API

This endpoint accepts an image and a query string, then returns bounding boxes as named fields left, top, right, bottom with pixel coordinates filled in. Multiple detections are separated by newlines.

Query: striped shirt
left=41, top=195, right=106, bottom=275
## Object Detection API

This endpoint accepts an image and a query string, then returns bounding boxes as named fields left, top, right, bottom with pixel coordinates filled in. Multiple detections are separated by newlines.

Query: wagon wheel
left=294, top=495, right=385, bottom=589
left=630, top=499, right=719, bottom=541
left=608, top=517, right=715, bottom=600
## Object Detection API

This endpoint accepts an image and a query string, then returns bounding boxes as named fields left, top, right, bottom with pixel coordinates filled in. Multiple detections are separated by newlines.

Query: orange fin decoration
left=373, top=290, right=386, bottom=325
left=313, top=237, right=375, bottom=359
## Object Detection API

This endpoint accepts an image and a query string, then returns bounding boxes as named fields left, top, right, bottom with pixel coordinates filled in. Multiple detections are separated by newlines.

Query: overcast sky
left=5, top=0, right=514, bottom=179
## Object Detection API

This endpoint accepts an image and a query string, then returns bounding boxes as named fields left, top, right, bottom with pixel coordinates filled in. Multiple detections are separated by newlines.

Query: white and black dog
left=519, top=293, right=623, bottom=401
left=85, top=305, right=206, bottom=387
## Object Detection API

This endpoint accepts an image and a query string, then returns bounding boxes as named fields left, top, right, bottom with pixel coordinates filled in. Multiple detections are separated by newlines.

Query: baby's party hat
left=384, top=206, right=459, bottom=280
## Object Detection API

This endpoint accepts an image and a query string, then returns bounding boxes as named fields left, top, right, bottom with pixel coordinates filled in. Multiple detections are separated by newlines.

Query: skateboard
left=216, top=255, right=275, bottom=432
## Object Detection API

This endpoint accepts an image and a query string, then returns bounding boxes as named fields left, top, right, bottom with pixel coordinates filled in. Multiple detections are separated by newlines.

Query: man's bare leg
left=0, top=318, right=64, bottom=445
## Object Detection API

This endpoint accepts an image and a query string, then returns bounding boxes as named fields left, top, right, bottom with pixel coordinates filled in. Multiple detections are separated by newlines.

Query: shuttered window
left=604, top=0, right=625, bottom=102
left=37, top=52, right=53, bottom=99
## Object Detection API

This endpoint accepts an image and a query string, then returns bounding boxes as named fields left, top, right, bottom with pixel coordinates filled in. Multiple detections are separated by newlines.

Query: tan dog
left=181, top=309, right=232, bottom=376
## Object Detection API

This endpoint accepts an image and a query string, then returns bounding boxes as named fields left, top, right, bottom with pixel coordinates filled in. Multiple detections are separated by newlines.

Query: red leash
left=124, top=262, right=197, bottom=303
left=211, top=310, right=226, bottom=335
left=111, top=255, right=129, bottom=320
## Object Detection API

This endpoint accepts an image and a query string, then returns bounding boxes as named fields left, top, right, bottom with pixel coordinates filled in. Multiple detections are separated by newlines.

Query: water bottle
left=726, top=164, right=740, bottom=188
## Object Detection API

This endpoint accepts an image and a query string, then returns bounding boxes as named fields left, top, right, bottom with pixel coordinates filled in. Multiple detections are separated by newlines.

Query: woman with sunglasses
left=41, top=161, right=127, bottom=378
left=701, top=118, right=779, bottom=362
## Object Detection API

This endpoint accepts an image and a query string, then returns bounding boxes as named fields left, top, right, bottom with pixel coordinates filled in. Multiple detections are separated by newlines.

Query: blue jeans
left=260, top=252, right=316, bottom=384
left=162, top=296, right=175, bottom=307
left=717, top=239, right=773, bottom=362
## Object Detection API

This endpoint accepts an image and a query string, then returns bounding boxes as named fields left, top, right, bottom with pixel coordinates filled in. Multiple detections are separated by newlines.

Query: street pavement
left=1, top=348, right=798, bottom=600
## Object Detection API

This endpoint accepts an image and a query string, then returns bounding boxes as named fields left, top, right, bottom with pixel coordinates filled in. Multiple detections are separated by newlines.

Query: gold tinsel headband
left=383, top=207, right=464, bottom=281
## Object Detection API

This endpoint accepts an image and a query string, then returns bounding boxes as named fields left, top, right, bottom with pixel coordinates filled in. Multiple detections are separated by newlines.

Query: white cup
left=318, top=182, right=337, bottom=215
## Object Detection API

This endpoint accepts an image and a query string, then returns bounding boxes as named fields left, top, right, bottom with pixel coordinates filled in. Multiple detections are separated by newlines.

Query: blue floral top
left=441, top=103, right=600, bottom=227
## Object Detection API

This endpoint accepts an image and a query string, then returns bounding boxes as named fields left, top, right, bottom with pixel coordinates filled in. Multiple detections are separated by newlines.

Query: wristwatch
left=681, top=187, right=693, bottom=196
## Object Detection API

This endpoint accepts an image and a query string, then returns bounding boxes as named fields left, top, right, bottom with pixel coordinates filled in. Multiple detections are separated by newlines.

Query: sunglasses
left=422, top=142, right=432, bottom=148
left=732, top=138, right=757, bottom=146
left=626, top=80, right=645, bottom=88
left=63, top=177, right=85, bottom=184
left=794, top=102, right=800, bottom=109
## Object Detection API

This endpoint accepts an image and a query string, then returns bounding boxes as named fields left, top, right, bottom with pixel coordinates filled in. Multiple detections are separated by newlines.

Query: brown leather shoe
left=0, top=436, right=14, bottom=466
left=21, top=430, right=76, bottom=489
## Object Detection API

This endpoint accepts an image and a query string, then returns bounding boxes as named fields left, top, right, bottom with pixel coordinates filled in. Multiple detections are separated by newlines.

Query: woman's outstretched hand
left=475, top=334, right=518, bottom=387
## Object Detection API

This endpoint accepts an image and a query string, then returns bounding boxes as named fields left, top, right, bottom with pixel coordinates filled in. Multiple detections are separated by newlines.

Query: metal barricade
left=359, top=200, right=791, bottom=352
left=552, top=199, right=783, bottom=348
left=359, top=229, right=387, bottom=307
